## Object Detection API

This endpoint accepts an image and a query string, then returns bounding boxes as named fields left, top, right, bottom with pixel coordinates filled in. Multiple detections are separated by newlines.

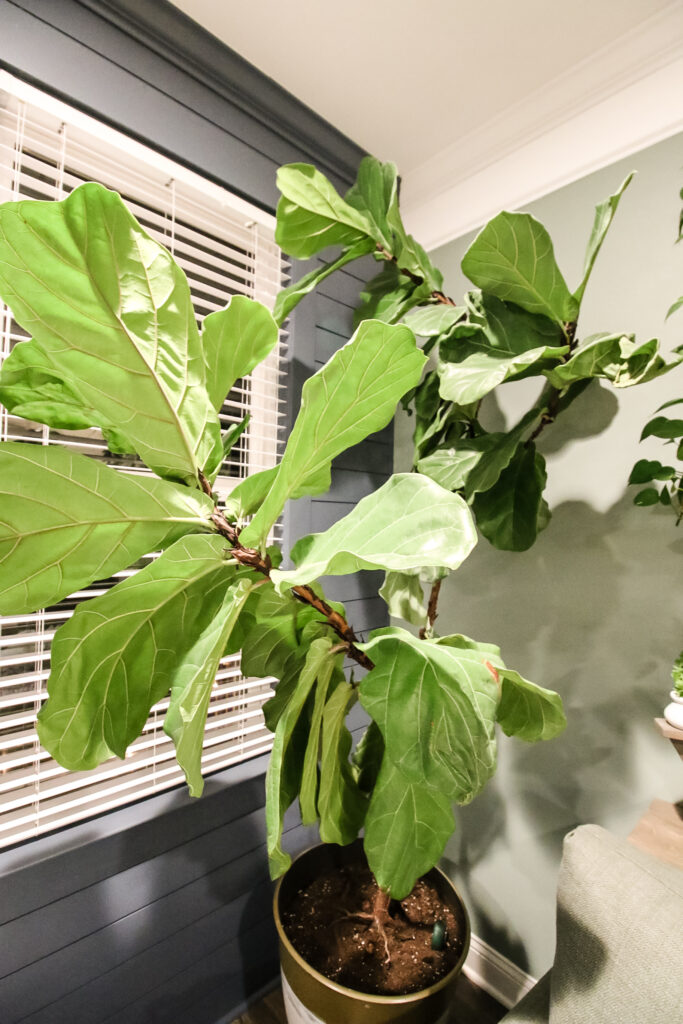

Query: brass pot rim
left=273, top=842, right=471, bottom=1006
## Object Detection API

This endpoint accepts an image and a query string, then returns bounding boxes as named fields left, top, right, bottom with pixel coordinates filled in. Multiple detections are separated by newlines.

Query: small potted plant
left=664, top=657, right=683, bottom=730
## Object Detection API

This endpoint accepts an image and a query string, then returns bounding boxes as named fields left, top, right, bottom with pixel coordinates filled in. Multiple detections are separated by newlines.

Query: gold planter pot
left=273, top=841, right=470, bottom=1024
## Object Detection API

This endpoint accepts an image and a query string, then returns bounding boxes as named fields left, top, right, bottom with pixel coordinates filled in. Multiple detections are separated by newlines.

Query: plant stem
left=375, top=244, right=458, bottom=306
left=207, top=499, right=374, bottom=673
left=527, top=320, right=579, bottom=444
left=419, top=579, right=442, bottom=640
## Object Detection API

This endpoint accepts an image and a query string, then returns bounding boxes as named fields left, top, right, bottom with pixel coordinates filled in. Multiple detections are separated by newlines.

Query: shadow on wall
left=437, top=478, right=683, bottom=969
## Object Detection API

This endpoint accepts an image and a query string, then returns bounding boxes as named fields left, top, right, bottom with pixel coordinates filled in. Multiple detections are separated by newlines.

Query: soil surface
left=281, top=863, right=464, bottom=996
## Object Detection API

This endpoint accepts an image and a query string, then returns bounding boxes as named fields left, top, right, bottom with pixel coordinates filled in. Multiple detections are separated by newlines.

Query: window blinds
left=0, top=72, right=287, bottom=847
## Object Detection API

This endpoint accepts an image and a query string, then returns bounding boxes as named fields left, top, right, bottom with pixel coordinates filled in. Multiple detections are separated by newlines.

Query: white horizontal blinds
left=0, top=74, right=286, bottom=847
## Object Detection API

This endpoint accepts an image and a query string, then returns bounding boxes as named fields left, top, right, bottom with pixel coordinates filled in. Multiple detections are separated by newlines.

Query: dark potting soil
left=281, top=863, right=464, bottom=996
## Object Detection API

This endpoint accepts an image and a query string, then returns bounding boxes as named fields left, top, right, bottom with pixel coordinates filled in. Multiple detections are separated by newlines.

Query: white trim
left=464, top=933, right=537, bottom=1010
left=0, top=70, right=276, bottom=232
left=401, top=3, right=683, bottom=249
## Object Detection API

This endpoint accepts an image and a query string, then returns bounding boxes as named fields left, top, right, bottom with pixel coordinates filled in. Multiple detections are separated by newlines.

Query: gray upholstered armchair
left=501, top=825, right=683, bottom=1023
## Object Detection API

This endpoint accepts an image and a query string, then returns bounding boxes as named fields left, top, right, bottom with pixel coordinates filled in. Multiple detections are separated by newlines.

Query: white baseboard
left=464, top=933, right=537, bottom=1010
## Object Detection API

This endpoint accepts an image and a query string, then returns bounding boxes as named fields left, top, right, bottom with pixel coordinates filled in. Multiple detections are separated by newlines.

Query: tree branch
left=209, top=506, right=374, bottom=672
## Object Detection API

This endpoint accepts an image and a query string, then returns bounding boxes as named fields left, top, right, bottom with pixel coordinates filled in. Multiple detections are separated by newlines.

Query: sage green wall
left=395, top=132, right=683, bottom=978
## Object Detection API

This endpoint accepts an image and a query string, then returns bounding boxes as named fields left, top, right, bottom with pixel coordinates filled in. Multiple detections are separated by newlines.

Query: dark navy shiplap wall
left=0, top=3, right=390, bottom=1021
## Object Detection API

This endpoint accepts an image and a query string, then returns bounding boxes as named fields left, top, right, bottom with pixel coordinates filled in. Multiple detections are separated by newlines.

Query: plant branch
left=527, top=320, right=579, bottom=444
left=419, top=579, right=442, bottom=640
left=375, top=244, right=457, bottom=306
left=209, top=501, right=374, bottom=672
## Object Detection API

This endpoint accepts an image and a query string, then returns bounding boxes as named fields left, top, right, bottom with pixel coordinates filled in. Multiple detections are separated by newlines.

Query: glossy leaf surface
left=318, top=682, right=367, bottom=845
left=164, top=576, right=254, bottom=795
left=275, top=163, right=373, bottom=258
left=379, top=571, right=427, bottom=627
left=0, top=442, right=213, bottom=614
left=473, top=445, right=548, bottom=551
left=545, top=333, right=678, bottom=390
left=272, top=474, right=476, bottom=590
left=37, top=535, right=237, bottom=771
left=496, top=670, right=567, bottom=743
left=417, top=407, right=541, bottom=498
left=242, top=321, right=426, bottom=545
left=201, top=296, right=279, bottom=412
left=265, top=638, right=330, bottom=876
left=438, top=293, right=567, bottom=404
left=461, top=212, right=577, bottom=326
left=574, top=174, right=633, bottom=304
left=273, top=238, right=374, bottom=325
left=364, top=759, right=455, bottom=899
left=402, top=304, right=466, bottom=337
left=0, top=183, right=221, bottom=483
left=359, top=627, right=499, bottom=802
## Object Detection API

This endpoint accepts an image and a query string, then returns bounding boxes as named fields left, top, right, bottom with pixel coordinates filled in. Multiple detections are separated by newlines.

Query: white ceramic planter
left=664, top=690, right=683, bottom=730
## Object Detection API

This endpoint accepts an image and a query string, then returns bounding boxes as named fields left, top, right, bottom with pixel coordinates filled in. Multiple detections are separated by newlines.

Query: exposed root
left=331, top=888, right=393, bottom=964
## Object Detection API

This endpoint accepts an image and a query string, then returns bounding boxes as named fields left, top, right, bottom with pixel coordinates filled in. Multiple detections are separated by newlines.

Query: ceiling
left=170, top=0, right=683, bottom=248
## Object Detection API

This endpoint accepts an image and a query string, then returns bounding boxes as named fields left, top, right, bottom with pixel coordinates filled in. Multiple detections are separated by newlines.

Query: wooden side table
left=626, top=719, right=683, bottom=870
left=655, top=716, right=683, bottom=759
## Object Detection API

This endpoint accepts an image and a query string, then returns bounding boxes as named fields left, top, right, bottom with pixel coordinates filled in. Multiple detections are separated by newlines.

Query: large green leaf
left=36, top=535, right=239, bottom=771
left=363, top=759, right=455, bottom=899
left=472, top=444, right=548, bottom=551
left=351, top=720, right=385, bottom=793
left=359, top=627, right=499, bottom=802
left=164, top=576, right=255, bottom=795
left=273, top=239, right=374, bottom=325
left=0, top=340, right=98, bottom=431
left=354, top=265, right=432, bottom=328
left=275, top=163, right=374, bottom=258
left=573, top=174, right=633, bottom=304
left=417, top=407, right=542, bottom=498
left=201, top=296, right=279, bottom=412
left=241, top=321, right=426, bottom=545
left=438, top=293, right=567, bottom=405
left=265, top=638, right=330, bottom=877
left=544, top=333, right=679, bottom=389
left=496, top=669, right=566, bottom=742
left=379, top=571, right=427, bottom=626
left=386, top=190, right=443, bottom=292
left=402, top=304, right=466, bottom=337
left=227, top=461, right=331, bottom=520
left=272, top=474, right=476, bottom=591
left=461, top=212, right=578, bottom=326
left=0, top=442, right=214, bottom=615
left=299, top=646, right=340, bottom=825
left=0, top=183, right=221, bottom=484
left=318, top=681, right=367, bottom=845
left=344, top=156, right=399, bottom=250
left=227, top=583, right=324, bottom=734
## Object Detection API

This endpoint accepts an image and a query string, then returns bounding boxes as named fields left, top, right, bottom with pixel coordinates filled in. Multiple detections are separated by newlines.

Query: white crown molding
left=464, top=933, right=538, bottom=1009
left=401, top=2, right=683, bottom=250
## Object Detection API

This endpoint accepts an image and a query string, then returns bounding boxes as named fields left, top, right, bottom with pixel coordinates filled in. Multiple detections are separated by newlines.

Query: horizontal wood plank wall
left=0, top=3, right=390, bottom=1022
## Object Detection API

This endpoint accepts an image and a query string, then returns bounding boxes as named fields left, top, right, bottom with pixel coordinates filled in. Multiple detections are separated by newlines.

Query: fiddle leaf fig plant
left=273, top=158, right=680, bottom=560
left=0, top=180, right=566, bottom=908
